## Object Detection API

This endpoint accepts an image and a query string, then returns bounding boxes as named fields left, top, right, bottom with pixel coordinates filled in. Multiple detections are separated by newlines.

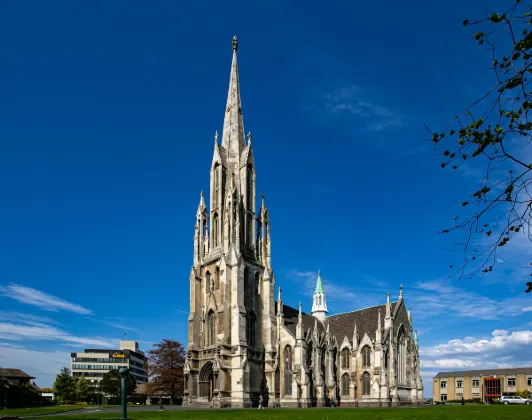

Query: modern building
left=433, top=368, right=532, bottom=403
left=71, top=340, right=148, bottom=384
left=183, top=37, right=423, bottom=409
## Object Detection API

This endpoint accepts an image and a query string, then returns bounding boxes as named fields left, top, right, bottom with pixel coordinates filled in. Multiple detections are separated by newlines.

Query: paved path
left=21, top=406, right=211, bottom=418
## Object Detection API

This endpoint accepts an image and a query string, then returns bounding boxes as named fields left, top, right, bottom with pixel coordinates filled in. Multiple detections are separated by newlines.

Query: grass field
left=29, top=405, right=532, bottom=420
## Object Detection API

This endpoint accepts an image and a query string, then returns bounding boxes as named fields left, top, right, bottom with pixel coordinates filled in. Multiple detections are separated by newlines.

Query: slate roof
left=435, top=367, right=532, bottom=378
left=276, top=303, right=325, bottom=338
left=0, top=368, right=35, bottom=379
left=324, top=302, right=397, bottom=344
left=277, top=301, right=397, bottom=344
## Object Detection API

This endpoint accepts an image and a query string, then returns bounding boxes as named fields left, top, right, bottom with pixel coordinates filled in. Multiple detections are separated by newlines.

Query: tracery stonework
left=183, top=37, right=424, bottom=408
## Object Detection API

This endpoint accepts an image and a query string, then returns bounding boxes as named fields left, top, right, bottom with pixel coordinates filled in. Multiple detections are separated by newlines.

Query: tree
left=100, top=369, right=136, bottom=399
left=53, top=367, right=75, bottom=404
left=0, top=374, right=9, bottom=409
left=147, top=339, right=186, bottom=401
left=429, top=0, right=532, bottom=292
left=41, top=387, right=54, bottom=393
left=74, top=376, right=90, bottom=402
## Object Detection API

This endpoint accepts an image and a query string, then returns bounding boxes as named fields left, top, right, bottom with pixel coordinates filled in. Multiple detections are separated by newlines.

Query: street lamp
left=119, top=367, right=129, bottom=420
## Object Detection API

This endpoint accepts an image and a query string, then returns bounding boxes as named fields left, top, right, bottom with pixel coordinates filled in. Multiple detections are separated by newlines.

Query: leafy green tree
left=74, top=376, right=90, bottom=402
left=41, top=387, right=54, bottom=393
left=53, top=367, right=75, bottom=404
left=147, top=339, right=186, bottom=402
left=100, top=369, right=136, bottom=399
left=429, top=0, right=532, bottom=292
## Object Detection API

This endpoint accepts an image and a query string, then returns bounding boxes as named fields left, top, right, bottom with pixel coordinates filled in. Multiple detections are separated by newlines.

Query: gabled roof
left=0, top=368, right=35, bottom=379
left=435, top=367, right=532, bottom=378
left=324, top=302, right=396, bottom=343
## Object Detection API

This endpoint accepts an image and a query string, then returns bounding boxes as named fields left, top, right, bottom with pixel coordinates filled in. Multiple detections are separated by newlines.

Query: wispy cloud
left=0, top=320, right=116, bottom=348
left=322, top=86, right=404, bottom=132
left=86, top=317, right=139, bottom=332
left=0, top=311, right=62, bottom=326
left=523, top=307, right=532, bottom=313
left=0, top=283, right=92, bottom=314
left=411, top=278, right=532, bottom=321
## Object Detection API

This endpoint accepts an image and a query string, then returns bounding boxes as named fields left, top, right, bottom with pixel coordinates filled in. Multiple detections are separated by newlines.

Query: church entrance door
left=199, top=362, right=214, bottom=401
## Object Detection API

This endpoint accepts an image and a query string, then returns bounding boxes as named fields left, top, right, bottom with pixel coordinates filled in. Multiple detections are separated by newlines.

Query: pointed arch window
left=341, top=373, right=350, bottom=396
left=247, top=214, right=253, bottom=248
left=246, top=164, right=253, bottom=210
left=397, top=327, right=408, bottom=385
left=214, top=163, right=220, bottom=209
left=207, top=311, right=215, bottom=347
left=284, top=345, right=293, bottom=396
left=320, top=346, right=327, bottom=382
left=361, top=346, right=371, bottom=368
left=306, top=342, right=313, bottom=368
left=203, top=218, right=208, bottom=238
left=362, top=372, right=371, bottom=396
left=215, top=267, right=220, bottom=290
left=342, top=348, right=350, bottom=369
left=205, top=271, right=211, bottom=291
left=213, top=213, right=219, bottom=246
left=246, top=311, right=256, bottom=348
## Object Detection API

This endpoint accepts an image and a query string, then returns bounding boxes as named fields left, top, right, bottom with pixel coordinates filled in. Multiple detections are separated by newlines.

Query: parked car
left=500, top=396, right=532, bottom=405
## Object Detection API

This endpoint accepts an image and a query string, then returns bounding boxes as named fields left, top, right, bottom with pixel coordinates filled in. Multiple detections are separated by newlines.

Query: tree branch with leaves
left=428, top=0, right=532, bottom=292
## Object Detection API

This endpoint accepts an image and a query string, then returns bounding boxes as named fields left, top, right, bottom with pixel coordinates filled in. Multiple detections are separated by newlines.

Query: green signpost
left=119, top=367, right=129, bottom=419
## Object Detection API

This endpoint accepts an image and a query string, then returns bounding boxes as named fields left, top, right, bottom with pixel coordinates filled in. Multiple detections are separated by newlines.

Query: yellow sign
left=112, top=353, right=125, bottom=358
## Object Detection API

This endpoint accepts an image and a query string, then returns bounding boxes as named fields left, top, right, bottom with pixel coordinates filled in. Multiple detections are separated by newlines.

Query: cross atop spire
left=221, top=36, right=245, bottom=171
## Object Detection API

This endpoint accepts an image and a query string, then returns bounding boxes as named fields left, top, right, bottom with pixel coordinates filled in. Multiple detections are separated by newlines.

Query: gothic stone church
left=183, top=37, right=424, bottom=408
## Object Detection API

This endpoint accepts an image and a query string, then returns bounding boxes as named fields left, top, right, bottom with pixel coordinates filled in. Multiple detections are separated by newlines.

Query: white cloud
left=0, top=283, right=92, bottom=314
left=0, top=343, right=70, bottom=388
left=0, top=321, right=117, bottom=347
left=322, top=86, right=404, bottom=132
left=420, top=329, right=532, bottom=358
left=86, top=317, right=139, bottom=332
left=523, top=307, right=532, bottom=313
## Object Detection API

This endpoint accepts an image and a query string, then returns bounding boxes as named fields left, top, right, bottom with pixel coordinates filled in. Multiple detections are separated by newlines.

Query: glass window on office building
left=440, top=394, right=447, bottom=401
left=440, top=381, right=447, bottom=388
left=456, top=380, right=463, bottom=388
left=528, top=377, right=532, bottom=386
left=472, top=379, right=480, bottom=387
left=508, top=378, right=516, bottom=387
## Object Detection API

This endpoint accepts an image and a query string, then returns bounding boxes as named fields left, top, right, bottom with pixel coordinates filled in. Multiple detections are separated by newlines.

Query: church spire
left=221, top=36, right=246, bottom=171
left=311, top=270, right=328, bottom=322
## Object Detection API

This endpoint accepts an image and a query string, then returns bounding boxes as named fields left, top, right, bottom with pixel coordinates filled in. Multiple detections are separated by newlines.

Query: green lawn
left=32, top=405, right=532, bottom=420
left=0, top=405, right=85, bottom=417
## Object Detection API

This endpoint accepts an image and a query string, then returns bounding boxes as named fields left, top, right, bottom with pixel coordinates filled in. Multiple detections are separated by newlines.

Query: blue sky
left=0, top=0, right=531, bottom=395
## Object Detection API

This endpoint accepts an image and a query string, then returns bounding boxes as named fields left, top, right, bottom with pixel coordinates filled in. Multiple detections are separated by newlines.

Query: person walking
left=258, top=394, right=264, bottom=409
left=159, top=398, right=165, bottom=411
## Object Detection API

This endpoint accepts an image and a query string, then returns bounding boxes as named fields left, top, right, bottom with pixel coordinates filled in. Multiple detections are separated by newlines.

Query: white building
left=71, top=340, right=147, bottom=384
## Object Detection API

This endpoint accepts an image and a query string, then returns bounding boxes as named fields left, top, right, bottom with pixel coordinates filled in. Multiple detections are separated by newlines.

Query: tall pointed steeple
left=221, top=36, right=246, bottom=172
left=311, top=270, right=328, bottom=322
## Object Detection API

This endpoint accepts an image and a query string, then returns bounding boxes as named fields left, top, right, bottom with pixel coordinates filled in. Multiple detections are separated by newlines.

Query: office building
left=71, top=340, right=148, bottom=384
left=433, top=367, right=532, bottom=403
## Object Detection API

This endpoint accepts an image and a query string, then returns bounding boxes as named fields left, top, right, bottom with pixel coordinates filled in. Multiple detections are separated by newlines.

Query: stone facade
left=183, top=37, right=424, bottom=408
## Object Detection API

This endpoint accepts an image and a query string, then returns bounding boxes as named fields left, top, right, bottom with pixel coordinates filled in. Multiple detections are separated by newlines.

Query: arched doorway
left=199, top=362, right=214, bottom=401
